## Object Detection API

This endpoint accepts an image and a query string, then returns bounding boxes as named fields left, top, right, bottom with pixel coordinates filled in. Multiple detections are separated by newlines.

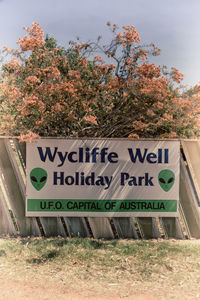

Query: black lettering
left=40, top=201, right=47, bottom=209
left=105, top=201, right=111, bottom=210
left=37, top=147, right=58, bottom=162
left=53, top=172, right=64, bottom=185
left=68, top=151, right=78, bottom=163
left=67, top=201, right=73, bottom=209
left=55, top=201, right=62, bottom=209
left=160, top=202, right=165, bottom=209
left=108, top=152, right=118, bottom=163
left=128, top=148, right=148, bottom=163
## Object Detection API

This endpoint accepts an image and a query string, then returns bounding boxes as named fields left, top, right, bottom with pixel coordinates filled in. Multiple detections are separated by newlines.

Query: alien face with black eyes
left=158, top=169, right=175, bottom=192
left=30, top=168, right=48, bottom=191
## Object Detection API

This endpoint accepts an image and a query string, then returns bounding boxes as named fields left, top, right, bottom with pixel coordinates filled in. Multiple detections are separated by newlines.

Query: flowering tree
left=0, top=22, right=199, bottom=141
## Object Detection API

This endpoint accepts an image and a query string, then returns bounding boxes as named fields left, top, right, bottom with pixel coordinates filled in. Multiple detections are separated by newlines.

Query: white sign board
left=26, top=139, right=180, bottom=217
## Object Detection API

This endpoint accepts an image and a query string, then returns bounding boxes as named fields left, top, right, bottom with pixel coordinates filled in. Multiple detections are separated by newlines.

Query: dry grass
left=0, top=237, right=200, bottom=299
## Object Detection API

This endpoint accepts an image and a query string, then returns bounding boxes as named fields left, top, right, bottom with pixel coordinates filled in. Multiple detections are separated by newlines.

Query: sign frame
left=26, top=138, right=180, bottom=217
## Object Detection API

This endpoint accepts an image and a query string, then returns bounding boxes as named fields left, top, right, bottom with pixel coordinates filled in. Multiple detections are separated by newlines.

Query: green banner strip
left=27, top=199, right=177, bottom=212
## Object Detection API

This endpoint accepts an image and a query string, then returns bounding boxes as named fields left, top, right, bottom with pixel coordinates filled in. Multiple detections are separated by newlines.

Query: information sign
left=26, top=139, right=180, bottom=217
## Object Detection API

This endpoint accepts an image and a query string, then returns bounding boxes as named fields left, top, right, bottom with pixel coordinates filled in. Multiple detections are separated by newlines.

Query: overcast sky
left=0, top=0, right=200, bottom=88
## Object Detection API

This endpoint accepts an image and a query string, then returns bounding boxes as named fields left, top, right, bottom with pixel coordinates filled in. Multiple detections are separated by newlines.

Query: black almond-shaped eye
left=159, top=178, right=166, bottom=184
left=168, top=177, right=174, bottom=184
left=31, top=176, right=38, bottom=182
left=40, top=176, right=47, bottom=183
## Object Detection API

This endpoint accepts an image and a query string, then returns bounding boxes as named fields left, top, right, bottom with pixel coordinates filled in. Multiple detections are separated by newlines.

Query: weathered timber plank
left=87, top=217, right=114, bottom=239
left=179, top=202, right=191, bottom=239
left=14, top=139, right=43, bottom=236
left=5, top=139, right=26, bottom=196
left=112, top=217, right=138, bottom=239
left=0, top=177, right=17, bottom=236
left=136, top=217, right=161, bottom=239
left=39, top=217, right=66, bottom=237
left=160, top=217, right=184, bottom=239
left=14, top=139, right=66, bottom=237
left=64, top=217, right=90, bottom=237
left=4, top=139, right=41, bottom=236
left=0, top=139, right=31, bottom=236
left=13, top=139, right=26, bottom=174
left=181, top=140, right=200, bottom=202
left=179, top=156, right=200, bottom=238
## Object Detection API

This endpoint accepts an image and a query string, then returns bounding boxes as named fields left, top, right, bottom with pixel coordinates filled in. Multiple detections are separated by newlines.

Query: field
left=0, top=237, right=200, bottom=299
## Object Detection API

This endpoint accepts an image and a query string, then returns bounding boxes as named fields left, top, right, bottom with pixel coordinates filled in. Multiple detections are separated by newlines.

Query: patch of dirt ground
left=0, top=270, right=199, bottom=300
left=0, top=277, right=157, bottom=300
left=0, top=239, right=200, bottom=299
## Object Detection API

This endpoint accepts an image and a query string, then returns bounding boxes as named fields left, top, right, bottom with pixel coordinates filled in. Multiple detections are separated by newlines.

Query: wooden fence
left=0, top=137, right=200, bottom=239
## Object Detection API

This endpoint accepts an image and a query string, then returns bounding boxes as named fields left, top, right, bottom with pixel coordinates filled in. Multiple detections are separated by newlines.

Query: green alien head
left=158, top=169, right=175, bottom=192
left=30, top=168, right=48, bottom=191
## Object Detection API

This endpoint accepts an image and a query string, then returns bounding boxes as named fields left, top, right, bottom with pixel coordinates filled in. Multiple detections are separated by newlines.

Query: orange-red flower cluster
left=0, top=22, right=199, bottom=140
left=17, top=22, right=44, bottom=51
